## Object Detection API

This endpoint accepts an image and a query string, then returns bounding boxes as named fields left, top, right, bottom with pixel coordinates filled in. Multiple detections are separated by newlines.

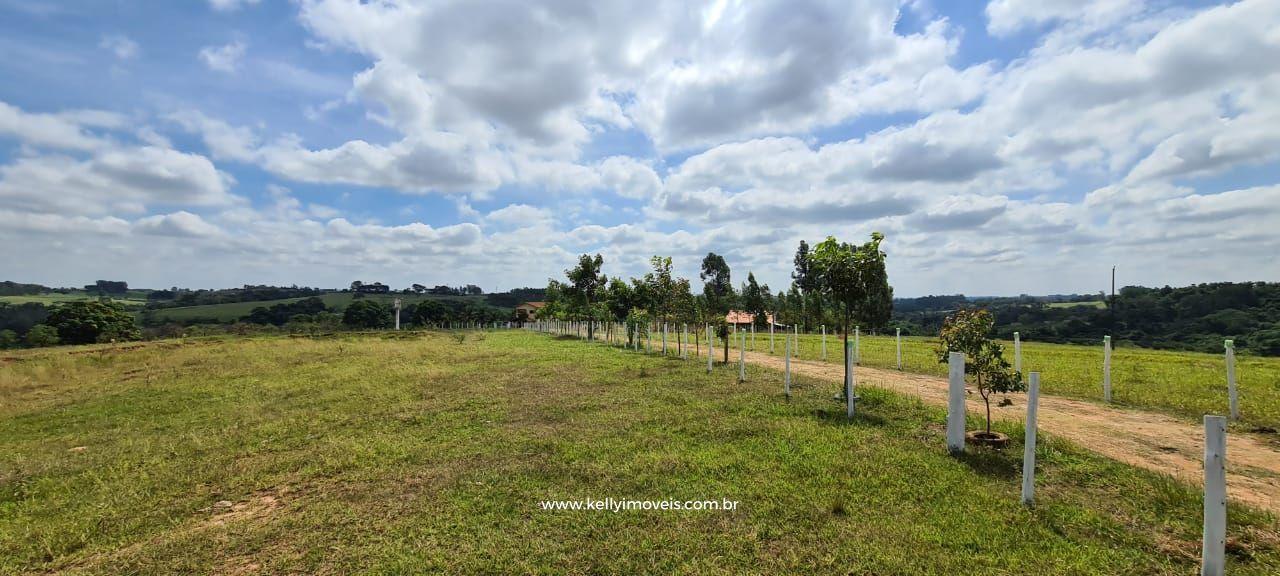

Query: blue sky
left=1, top=0, right=1278, bottom=295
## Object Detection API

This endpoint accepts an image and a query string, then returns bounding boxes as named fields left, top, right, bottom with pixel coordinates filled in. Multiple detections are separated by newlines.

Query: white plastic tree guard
left=1021, top=372, right=1041, bottom=507
left=1103, top=335, right=1112, bottom=403
left=784, top=333, right=792, bottom=399
left=682, top=324, right=689, bottom=360
left=947, top=352, right=966, bottom=454
left=1014, top=331, right=1021, bottom=376
left=821, top=325, right=827, bottom=361
left=707, top=324, right=713, bottom=373
left=738, top=330, right=746, bottom=383
left=896, top=328, right=902, bottom=370
left=854, top=327, right=860, bottom=364
left=845, top=340, right=857, bottom=418
left=1226, top=340, right=1238, bottom=421
left=1201, top=415, right=1227, bottom=576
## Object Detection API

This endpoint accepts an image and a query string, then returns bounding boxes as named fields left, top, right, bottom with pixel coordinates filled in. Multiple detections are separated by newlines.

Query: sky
left=1, top=0, right=1278, bottom=297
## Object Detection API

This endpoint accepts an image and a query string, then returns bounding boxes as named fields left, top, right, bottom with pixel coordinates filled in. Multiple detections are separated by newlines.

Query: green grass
left=0, top=294, right=146, bottom=306
left=748, top=330, right=1280, bottom=431
left=1047, top=301, right=1107, bottom=309
left=2, top=332, right=1277, bottom=574
left=145, top=293, right=495, bottom=323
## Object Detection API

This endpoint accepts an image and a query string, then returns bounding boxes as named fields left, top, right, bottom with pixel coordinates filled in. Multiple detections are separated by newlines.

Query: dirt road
left=741, top=350, right=1280, bottom=514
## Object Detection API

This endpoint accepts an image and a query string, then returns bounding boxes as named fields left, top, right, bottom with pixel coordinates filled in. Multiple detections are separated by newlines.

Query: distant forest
left=894, top=282, right=1280, bottom=355
left=3, top=279, right=1278, bottom=355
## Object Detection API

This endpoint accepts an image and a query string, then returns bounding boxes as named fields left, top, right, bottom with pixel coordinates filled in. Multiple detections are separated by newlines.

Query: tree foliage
left=935, top=308, right=1024, bottom=435
left=45, top=300, right=140, bottom=344
left=25, top=324, right=59, bottom=347
left=342, top=299, right=392, bottom=329
left=742, top=272, right=767, bottom=328
left=700, top=252, right=736, bottom=361
left=563, top=253, right=608, bottom=337
left=809, top=232, right=893, bottom=392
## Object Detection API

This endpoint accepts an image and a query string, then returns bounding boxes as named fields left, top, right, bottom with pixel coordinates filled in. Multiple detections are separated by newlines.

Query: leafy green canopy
left=45, top=300, right=140, bottom=344
left=808, top=233, right=893, bottom=394
left=342, top=299, right=393, bottom=329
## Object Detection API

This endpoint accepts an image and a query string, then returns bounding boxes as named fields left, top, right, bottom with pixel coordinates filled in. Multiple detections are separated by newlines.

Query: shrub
left=25, top=324, right=60, bottom=347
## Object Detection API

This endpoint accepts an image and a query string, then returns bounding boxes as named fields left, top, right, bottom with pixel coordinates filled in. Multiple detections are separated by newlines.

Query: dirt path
left=739, top=349, right=1280, bottom=514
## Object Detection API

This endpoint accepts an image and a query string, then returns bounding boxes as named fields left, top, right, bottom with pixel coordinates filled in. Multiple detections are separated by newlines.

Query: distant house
left=725, top=310, right=783, bottom=330
left=515, top=301, right=546, bottom=323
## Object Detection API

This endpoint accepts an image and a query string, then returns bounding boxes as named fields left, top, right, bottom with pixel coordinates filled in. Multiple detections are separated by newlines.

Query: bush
left=45, top=300, right=141, bottom=344
left=25, top=324, right=60, bottom=347
left=0, top=329, right=18, bottom=349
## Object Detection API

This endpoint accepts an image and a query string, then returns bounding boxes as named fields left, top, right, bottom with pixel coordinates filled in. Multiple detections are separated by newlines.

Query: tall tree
left=742, top=272, right=767, bottom=329
left=793, top=240, right=816, bottom=328
left=700, top=252, right=735, bottom=362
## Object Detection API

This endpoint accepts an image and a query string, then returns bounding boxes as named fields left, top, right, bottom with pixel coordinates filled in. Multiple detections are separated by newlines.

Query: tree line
left=889, top=282, right=1280, bottom=355
left=541, top=234, right=892, bottom=383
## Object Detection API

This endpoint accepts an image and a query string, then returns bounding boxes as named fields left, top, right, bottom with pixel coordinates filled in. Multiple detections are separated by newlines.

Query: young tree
left=564, top=253, right=607, bottom=339
left=935, top=308, right=1024, bottom=436
left=700, top=252, right=736, bottom=362
left=793, top=240, right=817, bottom=329
left=809, top=232, right=892, bottom=394
left=642, top=256, right=677, bottom=324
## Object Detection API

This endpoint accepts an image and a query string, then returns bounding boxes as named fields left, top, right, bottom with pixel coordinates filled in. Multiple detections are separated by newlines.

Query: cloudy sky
left=1, top=0, right=1278, bottom=296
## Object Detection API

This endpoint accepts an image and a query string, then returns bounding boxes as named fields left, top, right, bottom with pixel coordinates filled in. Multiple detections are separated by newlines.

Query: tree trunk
left=979, top=374, right=991, bottom=434
left=721, top=325, right=730, bottom=363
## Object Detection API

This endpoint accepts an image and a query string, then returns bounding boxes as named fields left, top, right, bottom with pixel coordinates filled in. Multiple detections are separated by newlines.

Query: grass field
left=741, top=330, right=1280, bottom=431
left=1047, top=301, right=1107, bottom=309
left=2, top=331, right=1277, bottom=574
left=0, top=294, right=147, bottom=307
left=145, top=293, right=495, bottom=323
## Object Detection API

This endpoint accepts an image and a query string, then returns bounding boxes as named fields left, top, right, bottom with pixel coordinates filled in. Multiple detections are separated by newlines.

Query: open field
left=1047, top=301, right=1107, bottom=309
left=738, top=330, right=1280, bottom=431
left=0, top=294, right=147, bottom=307
left=144, top=293, right=497, bottom=323
left=2, top=332, right=1278, bottom=574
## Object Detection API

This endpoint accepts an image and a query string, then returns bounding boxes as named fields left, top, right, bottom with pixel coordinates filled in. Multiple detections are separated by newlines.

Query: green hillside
left=145, top=293, right=502, bottom=323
